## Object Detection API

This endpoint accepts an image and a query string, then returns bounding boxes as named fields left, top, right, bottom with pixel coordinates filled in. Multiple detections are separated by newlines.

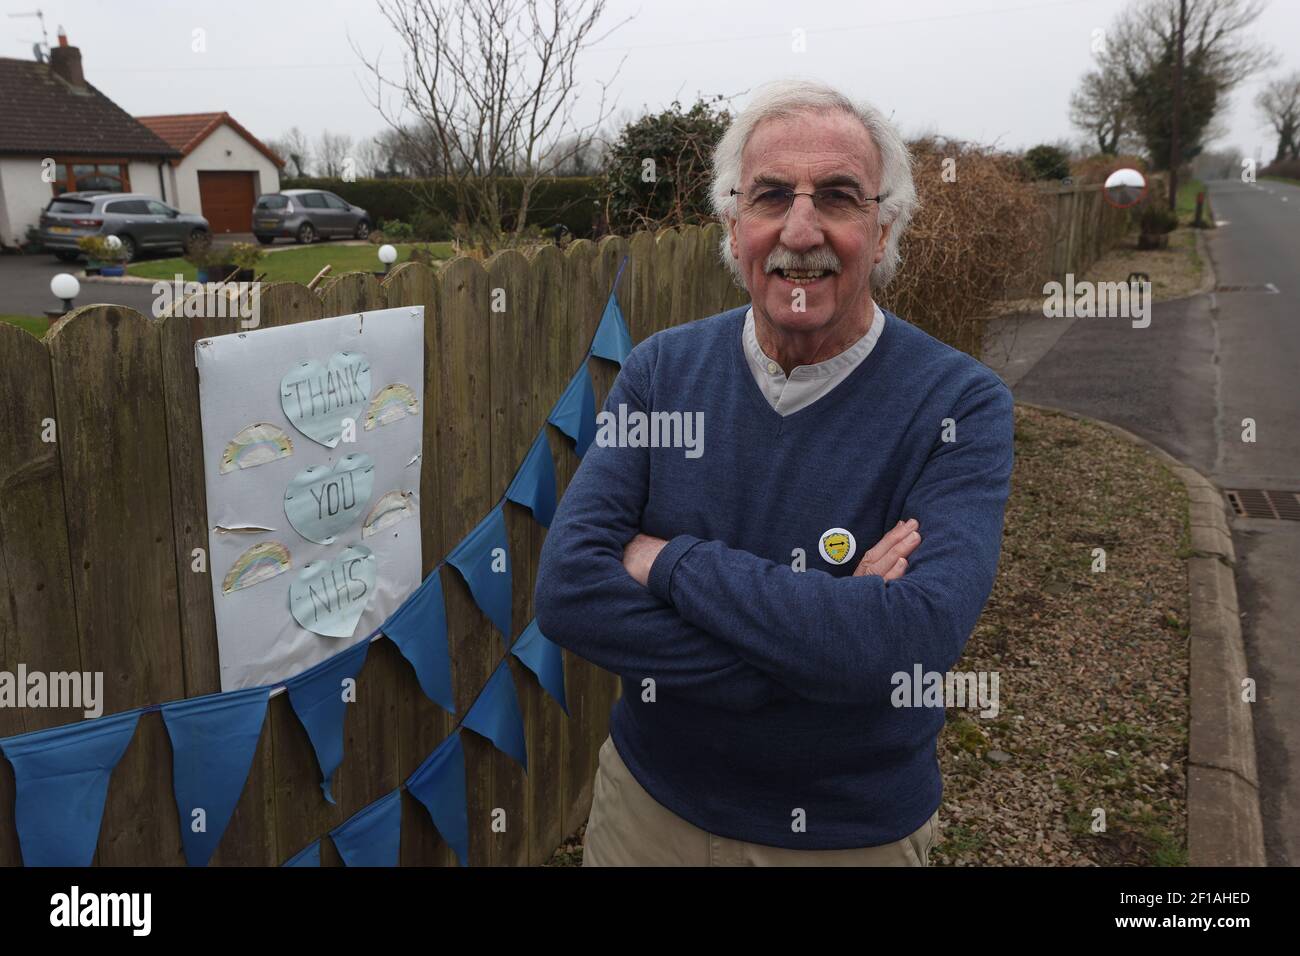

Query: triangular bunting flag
left=329, top=788, right=403, bottom=867
left=446, top=504, right=512, bottom=644
left=284, top=638, right=371, bottom=805
left=380, top=570, right=455, bottom=714
left=511, top=618, right=568, bottom=715
left=161, top=685, right=271, bottom=866
left=504, top=430, right=558, bottom=528
left=282, top=838, right=322, bottom=867
left=405, top=732, right=469, bottom=867
left=590, top=289, right=633, bottom=366
left=462, top=660, right=527, bottom=771
left=0, top=709, right=142, bottom=866
left=547, top=359, right=596, bottom=458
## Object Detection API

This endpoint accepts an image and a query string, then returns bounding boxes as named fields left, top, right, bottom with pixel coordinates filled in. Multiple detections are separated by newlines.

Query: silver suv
left=252, top=189, right=371, bottom=245
left=39, top=192, right=210, bottom=262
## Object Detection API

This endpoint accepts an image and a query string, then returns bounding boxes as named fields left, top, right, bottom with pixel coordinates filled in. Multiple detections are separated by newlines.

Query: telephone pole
left=1168, top=0, right=1187, bottom=209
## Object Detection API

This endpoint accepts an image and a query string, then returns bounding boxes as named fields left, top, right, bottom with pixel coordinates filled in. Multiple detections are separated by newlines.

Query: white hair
left=709, top=78, right=919, bottom=289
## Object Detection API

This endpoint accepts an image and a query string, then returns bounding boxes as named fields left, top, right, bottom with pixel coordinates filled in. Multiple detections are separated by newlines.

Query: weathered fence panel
left=0, top=204, right=1134, bottom=865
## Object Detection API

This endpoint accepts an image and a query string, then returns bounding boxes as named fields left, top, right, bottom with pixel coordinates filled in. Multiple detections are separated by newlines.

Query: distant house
left=136, top=113, right=284, bottom=234
left=0, top=33, right=180, bottom=248
left=0, top=30, right=285, bottom=247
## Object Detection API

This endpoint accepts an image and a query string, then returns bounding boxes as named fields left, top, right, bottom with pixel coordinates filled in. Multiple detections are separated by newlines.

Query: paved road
left=0, top=253, right=163, bottom=318
left=985, top=177, right=1300, bottom=865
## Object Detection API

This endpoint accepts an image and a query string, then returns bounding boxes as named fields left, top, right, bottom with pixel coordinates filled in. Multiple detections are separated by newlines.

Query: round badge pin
left=818, top=527, right=857, bottom=566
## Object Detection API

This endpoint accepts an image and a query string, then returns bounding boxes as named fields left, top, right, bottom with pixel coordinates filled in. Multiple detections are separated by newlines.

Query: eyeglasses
left=729, top=185, right=885, bottom=221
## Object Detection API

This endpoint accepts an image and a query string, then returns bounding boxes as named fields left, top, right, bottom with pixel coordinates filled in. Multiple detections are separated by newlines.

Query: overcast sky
left=6, top=0, right=1298, bottom=163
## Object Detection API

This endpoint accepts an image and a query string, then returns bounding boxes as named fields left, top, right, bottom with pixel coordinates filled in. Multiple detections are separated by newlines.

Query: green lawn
left=126, top=242, right=455, bottom=285
left=1175, top=178, right=1210, bottom=225
left=1, top=314, right=50, bottom=338
left=1261, top=174, right=1300, bottom=188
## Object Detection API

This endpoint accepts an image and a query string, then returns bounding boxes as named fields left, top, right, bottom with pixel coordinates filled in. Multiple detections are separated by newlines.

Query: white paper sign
left=196, top=307, right=424, bottom=690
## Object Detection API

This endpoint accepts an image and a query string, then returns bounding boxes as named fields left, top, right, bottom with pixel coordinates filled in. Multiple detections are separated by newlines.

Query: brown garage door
left=197, top=171, right=256, bottom=233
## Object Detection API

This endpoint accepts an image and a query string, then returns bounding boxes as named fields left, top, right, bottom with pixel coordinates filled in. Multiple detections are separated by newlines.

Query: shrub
left=229, top=242, right=263, bottom=270
left=1021, top=144, right=1072, bottom=182
left=877, top=138, right=1050, bottom=355
left=379, top=219, right=416, bottom=242
left=1139, top=201, right=1178, bottom=236
left=281, top=176, right=600, bottom=236
left=185, top=233, right=215, bottom=267
left=601, top=96, right=731, bottom=232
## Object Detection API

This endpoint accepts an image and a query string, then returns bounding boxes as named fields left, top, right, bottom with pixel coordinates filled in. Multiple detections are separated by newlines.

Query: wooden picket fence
left=0, top=222, right=748, bottom=867
left=0, top=193, right=1132, bottom=866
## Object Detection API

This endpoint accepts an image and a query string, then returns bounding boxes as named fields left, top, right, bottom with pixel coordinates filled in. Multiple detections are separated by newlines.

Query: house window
left=51, top=161, right=131, bottom=195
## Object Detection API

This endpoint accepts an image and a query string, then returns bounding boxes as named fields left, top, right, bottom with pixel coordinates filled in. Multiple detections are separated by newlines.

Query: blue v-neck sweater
left=534, top=303, right=1014, bottom=850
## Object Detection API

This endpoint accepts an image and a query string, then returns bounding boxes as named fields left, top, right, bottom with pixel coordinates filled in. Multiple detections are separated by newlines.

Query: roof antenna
left=8, top=9, right=50, bottom=61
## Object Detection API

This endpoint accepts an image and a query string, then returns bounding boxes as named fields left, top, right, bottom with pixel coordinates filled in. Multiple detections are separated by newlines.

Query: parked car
left=39, top=192, right=210, bottom=262
left=252, top=190, right=371, bottom=245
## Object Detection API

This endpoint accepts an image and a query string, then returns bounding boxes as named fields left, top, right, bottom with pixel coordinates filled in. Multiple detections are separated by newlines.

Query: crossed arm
left=533, top=347, right=1014, bottom=711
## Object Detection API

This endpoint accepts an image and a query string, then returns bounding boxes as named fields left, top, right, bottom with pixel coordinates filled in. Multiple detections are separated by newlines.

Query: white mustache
left=764, top=249, right=841, bottom=273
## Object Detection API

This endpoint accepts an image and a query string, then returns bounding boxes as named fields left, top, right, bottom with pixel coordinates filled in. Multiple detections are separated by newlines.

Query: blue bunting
left=547, top=359, right=596, bottom=458
left=380, top=570, right=455, bottom=714
left=405, top=732, right=469, bottom=867
left=511, top=618, right=568, bottom=715
left=462, top=660, right=527, bottom=771
left=0, top=708, right=142, bottom=866
left=161, top=685, right=271, bottom=866
left=284, top=638, right=371, bottom=805
left=504, top=430, right=558, bottom=528
left=446, top=504, right=512, bottom=644
left=590, top=289, right=633, bottom=366
left=329, top=788, right=403, bottom=867
left=282, top=838, right=322, bottom=867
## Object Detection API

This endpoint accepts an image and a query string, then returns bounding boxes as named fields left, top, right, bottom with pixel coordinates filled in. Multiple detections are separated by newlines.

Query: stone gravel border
left=1017, top=400, right=1265, bottom=867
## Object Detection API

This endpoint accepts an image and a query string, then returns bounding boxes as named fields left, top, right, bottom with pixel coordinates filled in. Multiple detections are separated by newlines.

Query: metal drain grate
left=1214, top=283, right=1279, bottom=294
left=1226, top=489, right=1300, bottom=520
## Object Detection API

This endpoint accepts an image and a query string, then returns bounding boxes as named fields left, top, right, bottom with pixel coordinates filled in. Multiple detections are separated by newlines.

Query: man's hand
left=624, top=522, right=920, bottom=588
left=623, top=533, right=668, bottom=587
left=853, top=519, right=921, bottom=580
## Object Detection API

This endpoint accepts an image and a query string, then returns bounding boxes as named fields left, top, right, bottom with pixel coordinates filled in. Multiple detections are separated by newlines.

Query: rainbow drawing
left=220, top=423, right=294, bottom=473
left=222, top=541, right=292, bottom=594
left=364, top=383, right=419, bottom=430
left=362, top=490, right=415, bottom=538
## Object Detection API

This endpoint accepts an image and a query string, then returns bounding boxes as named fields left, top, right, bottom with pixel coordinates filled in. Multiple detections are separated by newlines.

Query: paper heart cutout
left=280, top=352, right=371, bottom=448
left=284, top=453, right=375, bottom=544
left=289, top=545, right=377, bottom=638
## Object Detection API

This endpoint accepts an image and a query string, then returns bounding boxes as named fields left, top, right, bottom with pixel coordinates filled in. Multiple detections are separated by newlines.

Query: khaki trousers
left=582, top=735, right=938, bottom=867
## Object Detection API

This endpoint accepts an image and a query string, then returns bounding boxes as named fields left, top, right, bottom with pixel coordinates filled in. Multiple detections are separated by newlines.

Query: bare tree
left=1256, top=71, right=1300, bottom=163
left=1069, top=61, right=1132, bottom=155
left=316, top=131, right=355, bottom=178
left=356, top=0, right=630, bottom=250
left=268, top=126, right=313, bottom=177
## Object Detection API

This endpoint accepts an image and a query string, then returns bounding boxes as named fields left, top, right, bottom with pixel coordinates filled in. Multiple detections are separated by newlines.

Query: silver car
left=252, top=189, right=371, bottom=245
left=39, top=191, right=210, bottom=262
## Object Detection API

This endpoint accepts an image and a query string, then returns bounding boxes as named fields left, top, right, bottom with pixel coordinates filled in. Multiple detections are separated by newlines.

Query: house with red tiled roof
left=0, top=33, right=181, bottom=247
left=136, top=112, right=284, bottom=234
left=0, top=30, right=286, bottom=246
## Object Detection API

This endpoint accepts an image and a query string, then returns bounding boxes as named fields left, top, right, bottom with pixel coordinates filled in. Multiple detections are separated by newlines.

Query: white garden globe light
left=50, top=273, right=80, bottom=301
left=104, top=234, right=122, bottom=249
left=378, top=244, right=398, bottom=265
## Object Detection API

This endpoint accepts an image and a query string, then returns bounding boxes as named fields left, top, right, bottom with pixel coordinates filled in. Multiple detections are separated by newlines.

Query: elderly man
left=534, top=78, right=1014, bottom=866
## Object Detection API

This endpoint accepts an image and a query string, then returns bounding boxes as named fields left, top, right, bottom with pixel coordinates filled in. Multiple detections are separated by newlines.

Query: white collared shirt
left=742, top=301, right=884, bottom=416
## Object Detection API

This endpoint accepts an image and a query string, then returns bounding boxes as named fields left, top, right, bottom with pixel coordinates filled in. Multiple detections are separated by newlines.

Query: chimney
left=49, top=28, right=85, bottom=89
